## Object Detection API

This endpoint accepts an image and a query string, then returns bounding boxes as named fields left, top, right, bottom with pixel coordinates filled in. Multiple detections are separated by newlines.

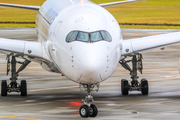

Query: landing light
left=81, top=0, right=84, bottom=3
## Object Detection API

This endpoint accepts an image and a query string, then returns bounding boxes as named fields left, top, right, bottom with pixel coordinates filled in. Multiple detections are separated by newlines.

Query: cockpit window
left=91, top=32, right=103, bottom=42
left=77, top=32, right=89, bottom=42
left=66, top=31, right=73, bottom=42
left=100, top=31, right=112, bottom=42
left=66, top=31, right=78, bottom=42
left=66, top=30, right=112, bottom=43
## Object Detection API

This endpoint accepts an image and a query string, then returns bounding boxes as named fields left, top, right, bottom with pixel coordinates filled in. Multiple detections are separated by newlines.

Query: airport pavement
left=0, top=28, right=180, bottom=120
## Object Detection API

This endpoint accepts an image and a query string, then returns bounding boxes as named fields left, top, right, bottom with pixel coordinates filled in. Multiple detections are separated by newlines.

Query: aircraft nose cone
left=80, top=52, right=103, bottom=71
left=79, top=52, right=105, bottom=83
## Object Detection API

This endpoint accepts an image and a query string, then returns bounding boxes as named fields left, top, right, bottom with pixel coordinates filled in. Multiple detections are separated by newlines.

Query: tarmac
left=0, top=28, right=180, bottom=120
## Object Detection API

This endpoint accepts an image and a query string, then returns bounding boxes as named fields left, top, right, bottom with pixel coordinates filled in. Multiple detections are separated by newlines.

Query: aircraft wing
left=98, top=0, right=141, bottom=7
left=0, top=0, right=139, bottom=10
left=0, top=38, right=44, bottom=61
left=0, top=3, right=40, bottom=11
left=122, top=32, right=180, bottom=55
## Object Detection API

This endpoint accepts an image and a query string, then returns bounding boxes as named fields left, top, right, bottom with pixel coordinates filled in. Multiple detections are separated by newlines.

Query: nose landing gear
left=120, top=53, right=149, bottom=95
left=79, top=83, right=99, bottom=118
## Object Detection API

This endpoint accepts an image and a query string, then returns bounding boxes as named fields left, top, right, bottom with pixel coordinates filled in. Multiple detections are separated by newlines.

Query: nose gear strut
left=1, top=55, right=31, bottom=96
left=79, top=83, right=99, bottom=118
left=119, top=53, right=149, bottom=95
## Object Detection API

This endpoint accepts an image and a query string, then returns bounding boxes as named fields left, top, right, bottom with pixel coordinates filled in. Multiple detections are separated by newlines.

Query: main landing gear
left=119, top=53, right=149, bottom=95
left=1, top=56, right=31, bottom=96
left=79, top=83, right=99, bottom=118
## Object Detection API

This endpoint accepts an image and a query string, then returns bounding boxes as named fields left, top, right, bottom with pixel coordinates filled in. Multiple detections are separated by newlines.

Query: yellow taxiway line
left=0, top=114, right=46, bottom=120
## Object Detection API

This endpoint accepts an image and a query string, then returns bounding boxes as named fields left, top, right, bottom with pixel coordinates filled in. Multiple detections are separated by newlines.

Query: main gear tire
left=20, top=80, right=27, bottom=96
left=121, top=79, right=129, bottom=95
left=141, top=78, right=149, bottom=95
left=1, top=80, right=7, bottom=96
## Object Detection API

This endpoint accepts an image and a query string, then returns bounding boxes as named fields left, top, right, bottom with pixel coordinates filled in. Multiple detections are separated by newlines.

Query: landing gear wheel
left=90, top=104, right=98, bottom=117
left=79, top=105, right=90, bottom=118
left=141, top=79, right=148, bottom=95
left=121, top=79, right=129, bottom=95
left=1, top=80, right=7, bottom=96
left=20, top=80, right=27, bottom=96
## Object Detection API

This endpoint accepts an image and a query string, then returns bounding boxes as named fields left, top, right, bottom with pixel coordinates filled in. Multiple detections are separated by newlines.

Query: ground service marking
left=0, top=114, right=46, bottom=120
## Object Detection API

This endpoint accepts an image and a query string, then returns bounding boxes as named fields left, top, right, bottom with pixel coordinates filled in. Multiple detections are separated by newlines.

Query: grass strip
left=0, top=22, right=35, bottom=24
left=119, top=23, right=180, bottom=26
left=0, top=0, right=179, bottom=29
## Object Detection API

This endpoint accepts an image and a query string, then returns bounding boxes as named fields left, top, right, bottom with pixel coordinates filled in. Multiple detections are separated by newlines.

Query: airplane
left=0, top=0, right=180, bottom=118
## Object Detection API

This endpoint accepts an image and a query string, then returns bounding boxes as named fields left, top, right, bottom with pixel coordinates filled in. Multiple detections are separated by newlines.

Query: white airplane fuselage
left=36, top=0, right=123, bottom=84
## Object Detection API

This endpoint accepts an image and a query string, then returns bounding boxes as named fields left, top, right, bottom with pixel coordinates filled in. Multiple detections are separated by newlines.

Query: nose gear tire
left=90, top=104, right=98, bottom=117
left=79, top=105, right=90, bottom=118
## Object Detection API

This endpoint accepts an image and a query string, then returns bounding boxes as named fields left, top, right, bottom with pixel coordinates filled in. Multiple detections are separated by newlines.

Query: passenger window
left=91, top=32, right=103, bottom=42
left=77, top=32, right=89, bottom=42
